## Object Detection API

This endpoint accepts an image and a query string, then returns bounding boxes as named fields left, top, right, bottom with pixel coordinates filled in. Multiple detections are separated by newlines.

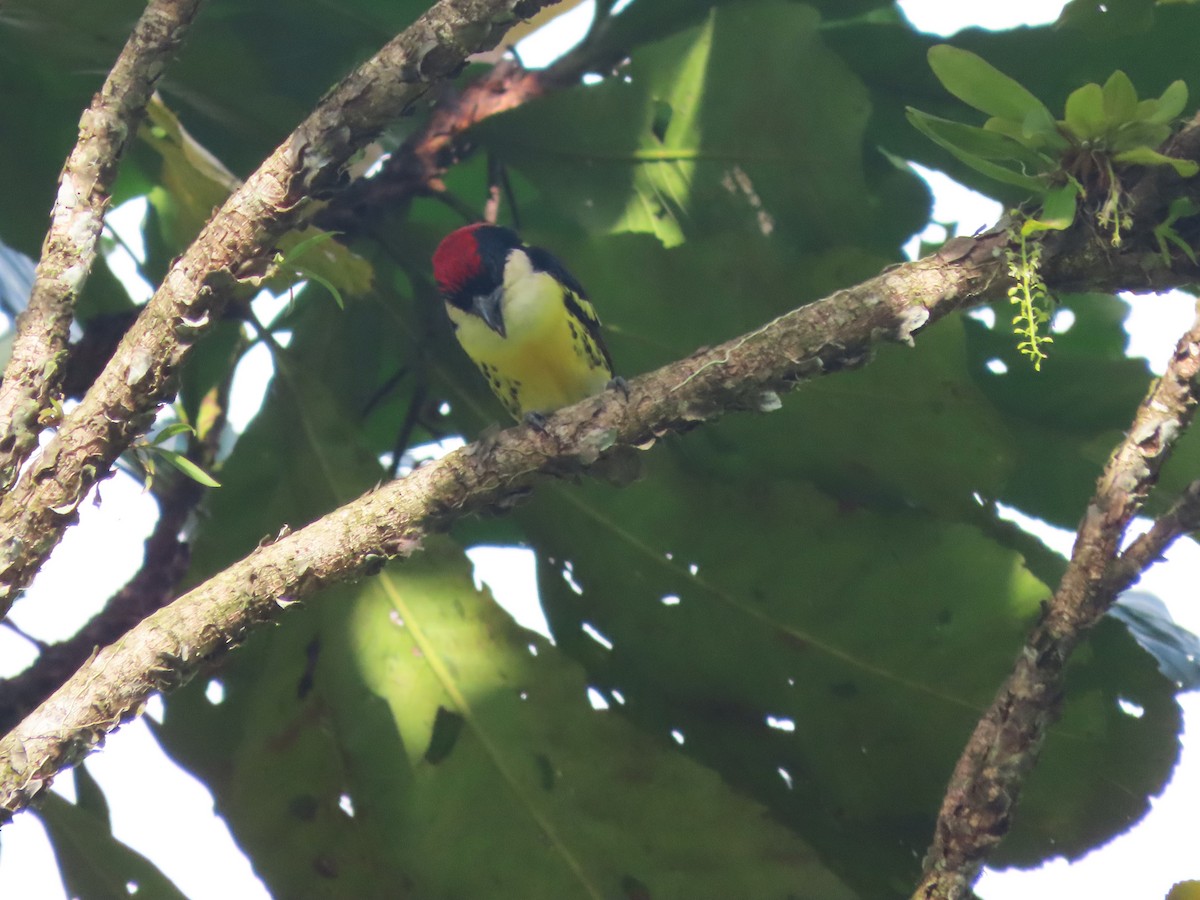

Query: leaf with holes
left=154, top=329, right=855, bottom=899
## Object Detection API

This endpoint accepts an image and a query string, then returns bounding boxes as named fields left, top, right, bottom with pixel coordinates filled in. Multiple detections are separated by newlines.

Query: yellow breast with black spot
left=446, top=248, right=612, bottom=419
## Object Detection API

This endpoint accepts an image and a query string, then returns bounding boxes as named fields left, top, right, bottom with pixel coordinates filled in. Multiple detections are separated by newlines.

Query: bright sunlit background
left=3, top=1, right=1199, bottom=897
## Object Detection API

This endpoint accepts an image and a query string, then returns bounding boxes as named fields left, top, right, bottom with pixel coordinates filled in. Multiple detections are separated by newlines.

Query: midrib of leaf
left=552, top=485, right=984, bottom=714
left=374, top=575, right=605, bottom=900
left=552, top=487, right=1110, bottom=745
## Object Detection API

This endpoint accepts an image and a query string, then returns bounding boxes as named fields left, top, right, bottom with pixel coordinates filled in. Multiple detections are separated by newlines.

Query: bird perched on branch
left=432, top=223, right=618, bottom=422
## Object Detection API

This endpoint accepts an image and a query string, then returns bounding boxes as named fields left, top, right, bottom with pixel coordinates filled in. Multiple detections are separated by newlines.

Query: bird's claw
left=607, top=376, right=630, bottom=400
left=523, top=411, right=550, bottom=432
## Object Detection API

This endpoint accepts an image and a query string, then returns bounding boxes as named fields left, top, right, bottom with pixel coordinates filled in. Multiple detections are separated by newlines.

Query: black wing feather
left=526, top=246, right=614, bottom=372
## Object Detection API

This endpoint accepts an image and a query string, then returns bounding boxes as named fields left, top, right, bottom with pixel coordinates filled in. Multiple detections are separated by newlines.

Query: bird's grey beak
left=473, top=287, right=507, bottom=338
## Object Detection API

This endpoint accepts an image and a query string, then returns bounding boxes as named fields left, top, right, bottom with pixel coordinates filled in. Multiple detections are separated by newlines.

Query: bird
left=432, top=223, right=618, bottom=422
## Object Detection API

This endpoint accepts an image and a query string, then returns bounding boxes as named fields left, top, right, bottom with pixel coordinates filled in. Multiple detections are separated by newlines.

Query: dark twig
left=914, top=314, right=1200, bottom=900
left=314, top=35, right=604, bottom=234
left=0, top=0, right=205, bottom=490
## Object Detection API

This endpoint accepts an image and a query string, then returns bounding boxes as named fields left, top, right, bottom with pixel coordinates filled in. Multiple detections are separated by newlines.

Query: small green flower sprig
left=908, top=46, right=1198, bottom=367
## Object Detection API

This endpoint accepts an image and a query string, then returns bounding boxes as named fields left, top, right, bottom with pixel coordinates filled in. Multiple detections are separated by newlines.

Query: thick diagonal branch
left=914, top=312, right=1200, bottom=900
left=0, top=345, right=235, bottom=735
left=0, top=0, right=559, bottom=619
left=0, top=218, right=1193, bottom=818
left=0, top=0, right=204, bottom=491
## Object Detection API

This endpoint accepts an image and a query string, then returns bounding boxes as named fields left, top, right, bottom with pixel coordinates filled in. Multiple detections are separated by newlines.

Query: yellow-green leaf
left=1113, top=145, right=1200, bottom=176
left=1022, top=183, right=1080, bottom=234
left=907, top=108, right=1051, bottom=193
left=1146, top=79, right=1190, bottom=124
left=155, top=449, right=222, bottom=488
left=1102, top=70, right=1139, bottom=122
left=928, top=45, right=1055, bottom=128
left=1064, top=82, right=1107, bottom=140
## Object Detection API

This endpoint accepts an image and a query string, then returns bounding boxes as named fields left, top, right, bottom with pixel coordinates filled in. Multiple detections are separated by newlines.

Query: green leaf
left=1154, top=196, right=1200, bottom=264
left=1145, top=79, right=1189, bottom=124
left=1102, top=69, right=1140, bottom=122
left=1109, top=119, right=1173, bottom=150
left=1064, top=82, right=1107, bottom=141
left=276, top=229, right=340, bottom=270
left=157, top=325, right=856, bottom=900
left=1022, top=182, right=1081, bottom=233
left=907, top=108, right=1052, bottom=193
left=148, top=421, right=195, bottom=446
left=294, top=268, right=346, bottom=310
left=927, top=44, right=1056, bottom=128
left=1112, top=144, right=1200, bottom=176
left=154, top=449, right=221, bottom=488
left=73, top=762, right=111, bottom=827
left=476, top=2, right=927, bottom=252
left=38, top=791, right=188, bottom=900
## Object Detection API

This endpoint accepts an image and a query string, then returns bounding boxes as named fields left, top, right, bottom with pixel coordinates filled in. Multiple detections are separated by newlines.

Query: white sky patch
left=903, top=164, right=1004, bottom=260
left=250, top=286, right=293, bottom=330
left=995, top=502, right=1074, bottom=557
left=766, top=715, right=796, bottom=733
left=561, top=563, right=585, bottom=595
left=409, top=436, right=466, bottom=462
left=1050, top=308, right=1076, bottom=334
left=581, top=621, right=614, bottom=650
left=226, top=339, right=276, bottom=433
left=83, top=720, right=271, bottom=899
left=1117, top=697, right=1145, bottom=719
left=4, top=470, right=159, bottom=649
left=515, top=1, right=595, bottom=68
left=204, top=679, right=225, bottom=705
left=103, top=197, right=153, bottom=303
left=145, top=695, right=165, bottom=724
left=467, top=546, right=551, bottom=639
left=968, top=307, right=996, bottom=329
left=1123, top=290, right=1198, bottom=376
left=898, top=0, right=1068, bottom=34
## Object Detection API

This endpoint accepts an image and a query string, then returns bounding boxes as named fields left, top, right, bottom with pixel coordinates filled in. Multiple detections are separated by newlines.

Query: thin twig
left=0, top=0, right=205, bottom=490
left=1107, top=479, right=1200, bottom=593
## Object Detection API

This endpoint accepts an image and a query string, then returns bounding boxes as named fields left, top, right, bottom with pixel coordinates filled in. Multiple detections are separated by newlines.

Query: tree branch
left=315, top=34, right=610, bottom=235
left=1107, top=479, right=1200, bottom=591
left=0, top=0, right=560, bottom=618
left=0, top=336, right=236, bottom=736
left=0, top=212, right=1196, bottom=818
left=0, top=0, right=204, bottom=490
left=914, top=312, right=1200, bottom=900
